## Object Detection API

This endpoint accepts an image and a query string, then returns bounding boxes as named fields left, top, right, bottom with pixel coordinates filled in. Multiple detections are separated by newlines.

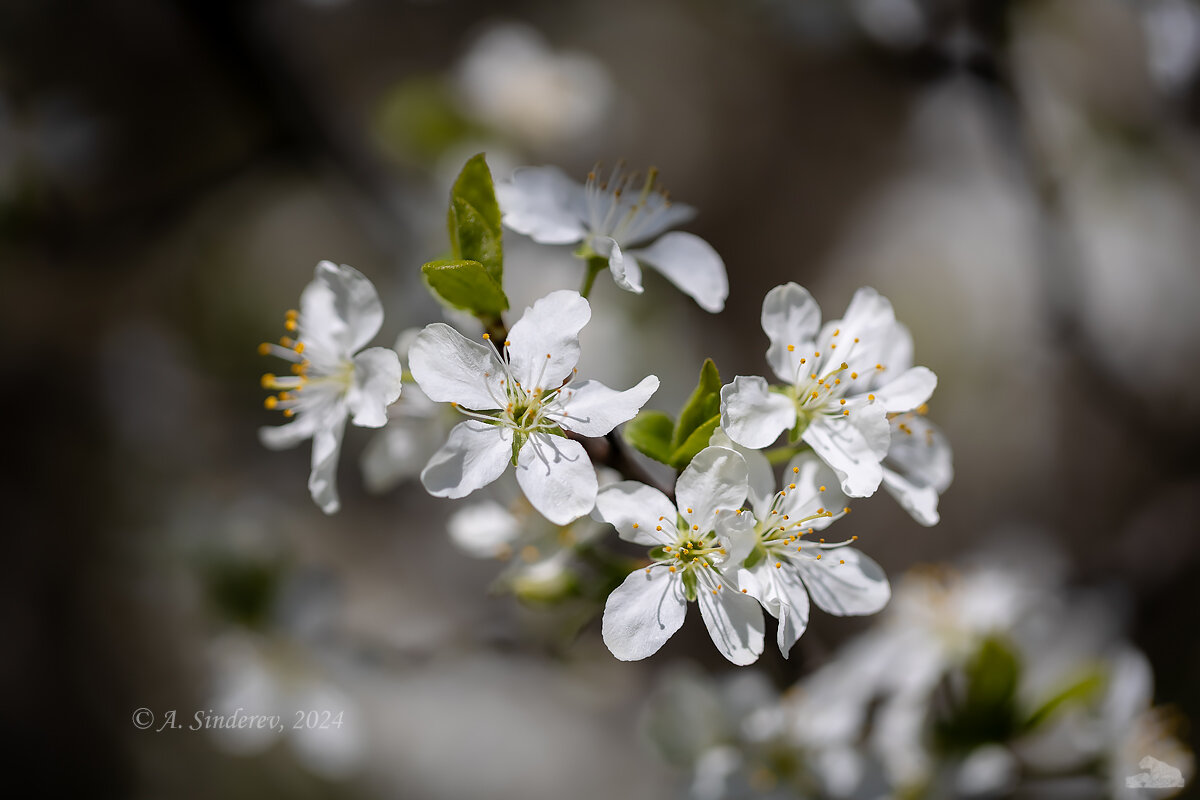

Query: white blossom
left=720, top=283, right=937, bottom=497
left=258, top=261, right=403, bottom=514
left=409, top=290, right=658, bottom=524
left=596, top=446, right=764, bottom=665
left=496, top=164, right=728, bottom=311
left=711, top=430, right=890, bottom=658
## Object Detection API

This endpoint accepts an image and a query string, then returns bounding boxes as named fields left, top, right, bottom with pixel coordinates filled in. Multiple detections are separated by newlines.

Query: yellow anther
left=854, top=337, right=859, bottom=343
left=664, top=546, right=671, bottom=552
left=839, top=399, right=846, bottom=406
left=285, top=309, right=298, bottom=319
left=545, top=353, right=551, bottom=359
left=775, top=562, right=782, bottom=569
left=850, top=372, right=858, bottom=379
left=293, top=342, right=304, bottom=354
left=282, top=408, right=295, bottom=417
left=819, top=538, right=825, bottom=543
left=834, top=378, right=841, bottom=385
left=257, top=343, right=271, bottom=356
left=787, top=344, right=795, bottom=352
left=816, top=554, right=822, bottom=560
left=482, top=333, right=491, bottom=340
left=817, top=508, right=825, bottom=515
left=818, top=486, right=826, bottom=492
left=793, top=466, right=799, bottom=474
left=285, top=319, right=297, bottom=332
left=687, top=508, right=693, bottom=513
left=916, top=403, right=929, bottom=415
left=692, top=524, right=699, bottom=530
left=669, top=566, right=676, bottom=573
left=796, top=545, right=802, bottom=551
left=833, top=328, right=840, bottom=336
left=843, top=507, right=851, bottom=513
left=831, top=344, right=837, bottom=349
left=656, top=525, right=662, bottom=531
left=852, top=535, right=858, bottom=541
left=712, top=589, right=717, bottom=595
left=789, top=483, right=796, bottom=489
left=632, top=523, right=639, bottom=529
left=799, top=358, right=806, bottom=364
left=811, top=391, right=819, bottom=400
left=814, top=351, right=820, bottom=357
left=839, top=559, right=845, bottom=565
left=843, top=409, right=850, bottom=416
left=875, top=363, right=884, bottom=370
left=504, top=340, right=511, bottom=347
left=645, top=568, right=651, bottom=574
left=868, top=394, right=876, bottom=402
left=260, top=373, right=275, bottom=388
left=264, top=396, right=278, bottom=409
left=741, top=588, right=747, bottom=593
left=782, top=515, right=789, bottom=520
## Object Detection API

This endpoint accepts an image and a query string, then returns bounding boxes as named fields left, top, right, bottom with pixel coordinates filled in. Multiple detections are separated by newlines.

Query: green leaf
left=422, top=259, right=509, bottom=317
left=623, top=410, right=676, bottom=465
left=672, top=359, right=722, bottom=452
left=447, top=154, right=503, bottom=282
left=668, top=413, right=721, bottom=469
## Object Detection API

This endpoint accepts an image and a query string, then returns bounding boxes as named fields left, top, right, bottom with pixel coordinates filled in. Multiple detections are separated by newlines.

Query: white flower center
left=782, top=329, right=888, bottom=426
left=259, top=309, right=354, bottom=418
left=754, top=467, right=857, bottom=568
left=582, top=163, right=675, bottom=246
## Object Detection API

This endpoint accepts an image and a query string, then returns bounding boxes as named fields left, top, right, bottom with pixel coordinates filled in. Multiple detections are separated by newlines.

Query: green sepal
left=668, top=413, right=721, bottom=470
left=681, top=568, right=698, bottom=602
left=422, top=259, right=509, bottom=317
left=1021, top=668, right=1105, bottom=732
left=672, top=359, right=722, bottom=452
left=623, top=410, right=675, bottom=464
left=447, top=154, right=503, bottom=283
left=511, top=430, right=528, bottom=466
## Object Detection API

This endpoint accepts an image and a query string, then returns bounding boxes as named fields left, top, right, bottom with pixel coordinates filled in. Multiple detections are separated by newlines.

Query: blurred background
left=3, top=0, right=1199, bottom=797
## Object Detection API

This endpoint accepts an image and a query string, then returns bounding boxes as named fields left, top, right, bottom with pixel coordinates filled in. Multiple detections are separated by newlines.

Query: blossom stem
left=765, top=442, right=812, bottom=466
left=579, top=256, right=608, bottom=299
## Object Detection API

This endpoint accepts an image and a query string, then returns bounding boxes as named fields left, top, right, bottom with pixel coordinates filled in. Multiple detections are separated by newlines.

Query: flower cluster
left=256, top=155, right=953, bottom=667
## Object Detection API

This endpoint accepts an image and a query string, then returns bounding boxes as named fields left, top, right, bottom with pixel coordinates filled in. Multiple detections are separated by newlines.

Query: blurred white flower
left=497, top=164, right=728, bottom=311
left=596, top=446, right=764, bottom=665
left=411, top=290, right=658, bottom=524
left=259, top=261, right=403, bottom=514
left=455, top=23, right=615, bottom=149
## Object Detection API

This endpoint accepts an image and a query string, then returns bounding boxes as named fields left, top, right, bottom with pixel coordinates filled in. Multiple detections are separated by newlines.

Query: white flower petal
left=887, top=414, right=953, bottom=492
left=515, top=433, right=597, bottom=524
left=882, top=467, right=942, bottom=527
left=603, top=565, right=687, bottom=661
left=505, top=290, right=590, bottom=390
left=676, top=446, right=749, bottom=532
left=550, top=376, right=659, bottom=436
left=596, top=236, right=644, bottom=294
left=749, top=562, right=813, bottom=658
left=258, top=415, right=318, bottom=450
left=802, top=408, right=889, bottom=497
left=595, top=481, right=678, bottom=545
left=347, top=346, right=403, bottom=428
left=709, top=428, right=775, bottom=521
left=409, top=323, right=504, bottom=410
left=720, top=375, right=796, bottom=449
left=420, top=420, right=512, bottom=498
left=762, top=283, right=822, bottom=383
left=798, top=548, right=890, bottom=617
left=301, top=261, right=385, bottom=357
left=446, top=500, right=522, bottom=558
left=308, top=412, right=349, bottom=514
left=620, top=197, right=697, bottom=245
left=717, top=509, right=759, bottom=564
left=831, top=286, right=896, bottom=352
left=872, top=321, right=914, bottom=375
left=781, top=452, right=848, bottom=530
left=873, top=366, right=937, bottom=413
left=697, top=584, right=765, bottom=665
left=630, top=231, right=728, bottom=312
left=495, top=166, right=588, bottom=244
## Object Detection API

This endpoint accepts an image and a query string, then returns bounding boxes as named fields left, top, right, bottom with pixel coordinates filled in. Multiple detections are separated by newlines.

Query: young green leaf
left=447, top=154, right=504, bottom=282
left=623, top=410, right=676, bottom=465
left=421, top=259, right=509, bottom=317
left=672, top=359, right=722, bottom=452
left=668, top=413, right=721, bottom=469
